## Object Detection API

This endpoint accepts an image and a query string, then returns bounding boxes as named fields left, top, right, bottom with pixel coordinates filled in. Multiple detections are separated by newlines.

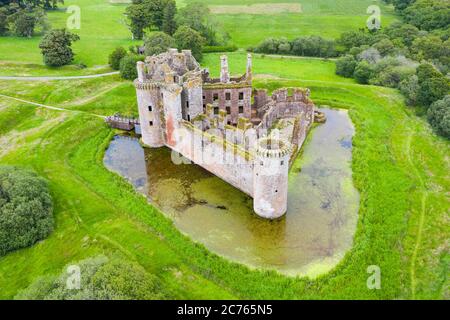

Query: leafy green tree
left=7, top=7, right=47, bottom=37
left=403, top=0, right=450, bottom=31
left=125, top=0, right=175, bottom=40
left=383, top=22, right=419, bottom=46
left=161, top=0, right=176, bottom=35
left=417, top=76, right=450, bottom=107
left=0, top=6, right=8, bottom=35
left=144, top=31, right=175, bottom=56
left=39, top=28, right=79, bottom=66
left=400, top=75, right=420, bottom=105
left=15, top=256, right=168, bottom=300
left=335, top=55, right=357, bottom=78
left=125, top=0, right=148, bottom=40
left=416, top=63, right=450, bottom=107
left=175, top=2, right=218, bottom=46
left=374, top=39, right=396, bottom=56
left=338, top=30, right=374, bottom=52
left=427, top=95, right=450, bottom=138
left=173, top=25, right=204, bottom=61
left=0, top=166, right=53, bottom=257
left=119, top=54, right=144, bottom=80
left=353, top=61, right=374, bottom=84
left=108, top=47, right=127, bottom=70
left=411, top=35, right=444, bottom=60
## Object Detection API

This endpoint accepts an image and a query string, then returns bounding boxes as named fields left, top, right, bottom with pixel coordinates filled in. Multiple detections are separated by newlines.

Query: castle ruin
left=134, top=49, right=320, bottom=219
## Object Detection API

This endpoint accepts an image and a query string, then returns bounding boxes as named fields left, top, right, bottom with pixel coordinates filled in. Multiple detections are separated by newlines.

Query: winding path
left=0, top=71, right=119, bottom=81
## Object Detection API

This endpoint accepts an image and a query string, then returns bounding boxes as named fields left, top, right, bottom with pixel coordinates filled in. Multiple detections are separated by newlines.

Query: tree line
left=0, top=0, right=63, bottom=37
left=335, top=0, right=449, bottom=138
left=110, top=1, right=225, bottom=80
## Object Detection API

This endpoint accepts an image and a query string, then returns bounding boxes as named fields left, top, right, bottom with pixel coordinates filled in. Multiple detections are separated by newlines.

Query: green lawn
left=0, top=53, right=447, bottom=299
left=0, top=0, right=397, bottom=68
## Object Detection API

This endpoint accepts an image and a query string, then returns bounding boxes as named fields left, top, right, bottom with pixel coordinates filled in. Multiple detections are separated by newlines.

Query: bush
left=400, top=75, right=420, bottom=105
left=173, top=25, right=205, bottom=61
left=108, top=47, right=127, bottom=70
left=144, top=32, right=175, bottom=56
left=15, top=256, right=168, bottom=300
left=39, top=28, right=80, bottom=67
left=427, top=95, right=450, bottom=138
left=119, top=54, right=144, bottom=80
left=354, top=61, right=374, bottom=84
left=0, top=166, right=53, bottom=256
left=335, top=55, right=357, bottom=78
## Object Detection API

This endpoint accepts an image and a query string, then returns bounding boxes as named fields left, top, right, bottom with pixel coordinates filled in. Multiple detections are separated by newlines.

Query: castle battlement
left=133, top=49, right=320, bottom=219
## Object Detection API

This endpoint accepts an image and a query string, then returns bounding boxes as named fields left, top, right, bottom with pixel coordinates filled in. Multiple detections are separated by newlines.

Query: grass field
left=0, top=53, right=448, bottom=299
left=0, top=0, right=397, bottom=68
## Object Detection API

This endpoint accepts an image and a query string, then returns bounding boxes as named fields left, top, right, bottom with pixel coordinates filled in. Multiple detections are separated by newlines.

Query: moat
left=103, top=108, right=359, bottom=277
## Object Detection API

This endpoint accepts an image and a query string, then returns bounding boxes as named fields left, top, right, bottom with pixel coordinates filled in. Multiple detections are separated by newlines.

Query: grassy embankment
left=0, top=0, right=397, bottom=70
left=0, top=53, right=447, bottom=299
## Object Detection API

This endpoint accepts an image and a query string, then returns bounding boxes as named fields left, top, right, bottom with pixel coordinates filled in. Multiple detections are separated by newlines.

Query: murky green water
left=104, top=108, right=359, bottom=277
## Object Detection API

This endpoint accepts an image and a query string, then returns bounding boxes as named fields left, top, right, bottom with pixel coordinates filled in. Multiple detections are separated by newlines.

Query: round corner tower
left=253, top=138, right=291, bottom=219
left=135, top=61, right=165, bottom=148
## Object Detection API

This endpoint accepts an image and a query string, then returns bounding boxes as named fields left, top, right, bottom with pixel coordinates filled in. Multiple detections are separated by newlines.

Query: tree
left=39, top=28, right=79, bottom=66
left=354, top=61, right=374, bottom=84
left=427, top=95, right=450, bottom=138
left=144, top=31, right=175, bottom=56
left=358, top=47, right=381, bottom=64
left=125, top=0, right=175, bottom=40
left=161, top=0, right=176, bottom=35
left=108, top=47, right=127, bottom=70
left=335, top=55, right=357, bottom=78
left=7, top=7, right=48, bottom=37
left=374, top=39, right=396, bottom=56
left=15, top=256, right=168, bottom=300
left=417, top=76, right=450, bottom=107
left=173, top=25, right=204, bottom=61
left=338, top=30, right=374, bottom=52
left=404, top=0, right=450, bottom=31
left=416, top=63, right=450, bottom=107
left=400, top=75, right=420, bottom=105
left=383, top=22, right=419, bottom=46
left=0, top=6, right=8, bottom=35
left=125, top=1, right=148, bottom=40
left=411, top=35, right=444, bottom=60
left=0, top=166, right=53, bottom=257
left=120, top=54, right=144, bottom=80
left=175, top=2, right=218, bottom=46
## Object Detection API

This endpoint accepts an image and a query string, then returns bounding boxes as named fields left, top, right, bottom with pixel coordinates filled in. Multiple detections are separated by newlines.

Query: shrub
left=0, top=166, right=53, bottom=256
left=335, top=55, right=357, bottom=78
left=15, top=256, right=168, bottom=300
left=400, top=75, right=420, bottom=105
left=39, top=28, right=80, bottom=67
left=119, top=54, right=144, bottom=80
left=108, top=47, right=127, bottom=70
left=354, top=61, right=374, bottom=84
left=427, top=95, right=450, bottom=138
left=144, top=32, right=175, bottom=56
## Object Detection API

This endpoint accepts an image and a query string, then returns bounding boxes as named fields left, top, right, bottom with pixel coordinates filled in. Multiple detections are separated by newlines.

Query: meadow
left=0, top=52, right=448, bottom=299
left=0, top=0, right=397, bottom=68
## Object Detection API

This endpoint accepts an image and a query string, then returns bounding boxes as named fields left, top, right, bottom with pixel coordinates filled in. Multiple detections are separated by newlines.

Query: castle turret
left=135, top=61, right=164, bottom=148
left=220, top=55, right=230, bottom=83
left=246, top=53, right=252, bottom=81
left=253, top=138, right=291, bottom=219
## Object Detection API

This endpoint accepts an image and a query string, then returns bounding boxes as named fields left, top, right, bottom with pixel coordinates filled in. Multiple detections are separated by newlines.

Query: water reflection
left=104, top=108, right=359, bottom=277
